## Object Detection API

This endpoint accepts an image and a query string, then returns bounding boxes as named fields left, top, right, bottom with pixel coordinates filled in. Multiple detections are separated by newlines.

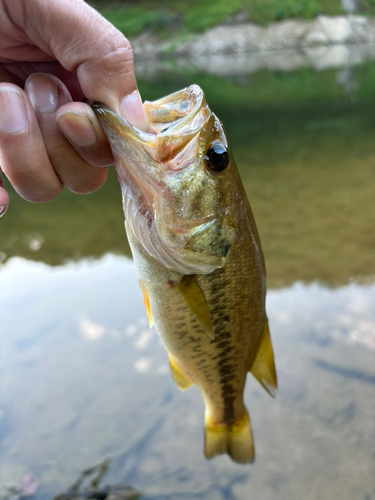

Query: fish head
left=93, top=85, right=238, bottom=274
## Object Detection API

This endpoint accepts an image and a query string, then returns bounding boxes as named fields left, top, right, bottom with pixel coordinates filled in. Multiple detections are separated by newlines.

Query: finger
left=25, top=73, right=108, bottom=194
left=2, top=61, right=85, bottom=101
left=0, top=83, right=62, bottom=202
left=0, top=169, right=10, bottom=217
left=13, top=0, right=149, bottom=131
left=56, top=102, right=113, bottom=168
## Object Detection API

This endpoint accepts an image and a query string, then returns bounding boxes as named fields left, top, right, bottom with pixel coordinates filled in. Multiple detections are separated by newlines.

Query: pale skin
left=0, top=0, right=149, bottom=217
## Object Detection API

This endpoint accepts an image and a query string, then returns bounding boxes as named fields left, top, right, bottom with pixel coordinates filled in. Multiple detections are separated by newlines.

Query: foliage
left=183, top=0, right=243, bottom=32
left=247, top=0, right=322, bottom=25
left=97, top=0, right=349, bottom=38
left=100, top=6, right=174, bottom=37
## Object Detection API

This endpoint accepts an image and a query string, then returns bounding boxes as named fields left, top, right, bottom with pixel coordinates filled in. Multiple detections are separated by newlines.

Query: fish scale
left=93, top=85, right=277, bottom=464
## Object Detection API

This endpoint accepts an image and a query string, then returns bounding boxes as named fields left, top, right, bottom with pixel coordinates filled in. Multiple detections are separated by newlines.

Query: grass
left=99, top=6, right=176, bottom=38
left=90, top=0, right=365, bottom=39
left=248, top=0, right=322, bottom=25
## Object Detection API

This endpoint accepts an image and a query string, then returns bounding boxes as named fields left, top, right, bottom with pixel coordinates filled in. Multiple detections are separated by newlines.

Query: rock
left=261, top=20, right=309, bottom=51
left=319, top=16, right=351, bottom=44
left=189, top=24, right=263, bottom=56
left=302, top=15, right=369, bottom=46
left=130, top=15, right=375, bottom=61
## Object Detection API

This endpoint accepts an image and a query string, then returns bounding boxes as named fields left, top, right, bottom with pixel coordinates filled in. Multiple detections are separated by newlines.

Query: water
left=1, top=50, right=375, bottom=500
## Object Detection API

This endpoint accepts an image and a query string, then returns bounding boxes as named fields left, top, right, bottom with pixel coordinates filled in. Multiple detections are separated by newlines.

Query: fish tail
left=204, top=408, right=255, bottom=464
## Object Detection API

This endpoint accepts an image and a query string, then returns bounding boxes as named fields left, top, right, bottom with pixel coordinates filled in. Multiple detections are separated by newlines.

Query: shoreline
left=130, top=15, right=375, bottom=60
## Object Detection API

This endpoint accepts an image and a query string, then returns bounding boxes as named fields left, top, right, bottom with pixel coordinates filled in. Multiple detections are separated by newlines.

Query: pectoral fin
left=140, top=280, right=153, bottom=327
left=168, top=353, right=193, bottom=390
left=173, top=275, right=214, bottom=340
left=250, top=316, right=277, bottom=398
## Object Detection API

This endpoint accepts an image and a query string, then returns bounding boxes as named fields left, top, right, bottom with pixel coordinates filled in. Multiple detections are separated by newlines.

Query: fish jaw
left=93, top=85, right=237, bottom=275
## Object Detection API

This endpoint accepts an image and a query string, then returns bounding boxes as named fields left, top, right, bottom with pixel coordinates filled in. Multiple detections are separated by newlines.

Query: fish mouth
left=93, top=84, right=206, bottom=161
left=92, top=85, right=209, bottom=218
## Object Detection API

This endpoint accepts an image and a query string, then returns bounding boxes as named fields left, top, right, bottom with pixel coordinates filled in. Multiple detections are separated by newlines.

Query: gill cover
left=93, top=85, right=236, bottom=275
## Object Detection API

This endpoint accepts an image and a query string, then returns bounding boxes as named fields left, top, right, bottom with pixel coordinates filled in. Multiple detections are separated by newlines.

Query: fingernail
left=0, top=204, right=8, bottom=217
left=120, top=90, right=149, bottom=132
left=0, top=88, right=27, bottom=133
left=26, top=74, right=59, bottom=113
left=56, top=112, right=96, bottom=147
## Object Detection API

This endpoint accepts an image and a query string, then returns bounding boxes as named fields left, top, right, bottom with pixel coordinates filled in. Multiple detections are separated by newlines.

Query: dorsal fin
left=172, top=275, right=214, bottom=340
left=250, top=316, right=277, bottom=398
left=168, top=353, right=193, bottom=390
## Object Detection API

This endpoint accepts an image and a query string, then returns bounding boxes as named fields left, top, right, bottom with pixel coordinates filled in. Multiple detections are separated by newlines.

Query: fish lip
left=92, top=102, right=156, bottom=144
left=143, top=85, right=204, bottom=136
left=93, top=85, right=204, bottom=143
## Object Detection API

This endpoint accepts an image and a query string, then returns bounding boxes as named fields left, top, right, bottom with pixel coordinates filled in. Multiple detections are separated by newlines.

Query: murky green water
left=1, top=54, right=375, bottom=500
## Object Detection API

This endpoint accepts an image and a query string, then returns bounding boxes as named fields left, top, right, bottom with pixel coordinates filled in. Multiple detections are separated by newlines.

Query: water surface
left=1, top=51, right=375, bottom=500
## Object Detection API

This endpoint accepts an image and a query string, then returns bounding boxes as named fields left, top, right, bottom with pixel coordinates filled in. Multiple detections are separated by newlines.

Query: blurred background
left=1, top=1, right=375, bottom=499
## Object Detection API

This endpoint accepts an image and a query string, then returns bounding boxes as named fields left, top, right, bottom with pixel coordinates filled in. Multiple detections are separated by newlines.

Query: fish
left=93, top=85, right=277, bottom=464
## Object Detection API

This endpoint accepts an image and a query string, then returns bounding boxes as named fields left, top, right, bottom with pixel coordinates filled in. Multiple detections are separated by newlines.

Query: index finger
left=8, top=0, right=149, bottom=130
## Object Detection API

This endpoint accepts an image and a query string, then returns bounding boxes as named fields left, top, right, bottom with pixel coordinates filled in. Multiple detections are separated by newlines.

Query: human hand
left=0, top=0, right=149, bottom=217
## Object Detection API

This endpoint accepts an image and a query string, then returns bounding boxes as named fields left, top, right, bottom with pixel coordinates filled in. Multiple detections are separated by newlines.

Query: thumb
left=19, top=0, right=149, bottom=131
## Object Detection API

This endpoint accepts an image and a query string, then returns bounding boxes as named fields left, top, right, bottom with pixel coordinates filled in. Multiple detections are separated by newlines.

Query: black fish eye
left=204, top=144, right=229, bottom=172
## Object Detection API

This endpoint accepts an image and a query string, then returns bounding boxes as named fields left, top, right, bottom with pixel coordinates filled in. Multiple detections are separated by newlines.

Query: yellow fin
left=168, top=354, right=193, bottom=390
left=139, top=280, right=153, bottom=327
left=250, top=316, right=277, bottom=398
left=173, top=275, right=214, bottom=340
left=204, top=409, right=255, bottom=464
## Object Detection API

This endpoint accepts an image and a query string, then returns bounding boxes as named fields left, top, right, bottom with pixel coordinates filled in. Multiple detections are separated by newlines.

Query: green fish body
left=93, top=85, right=277, bottom=463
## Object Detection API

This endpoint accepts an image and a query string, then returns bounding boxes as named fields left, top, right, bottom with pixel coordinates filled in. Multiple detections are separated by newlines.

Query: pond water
left=1, top=50, right=375, bottom=500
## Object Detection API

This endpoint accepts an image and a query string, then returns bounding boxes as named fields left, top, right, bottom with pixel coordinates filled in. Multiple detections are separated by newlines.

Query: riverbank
left=129, top=15, right=375, bottom=60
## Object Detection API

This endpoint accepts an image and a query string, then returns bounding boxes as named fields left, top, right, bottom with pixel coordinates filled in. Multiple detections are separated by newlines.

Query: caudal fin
left=204, top=409, right=255, bottom=464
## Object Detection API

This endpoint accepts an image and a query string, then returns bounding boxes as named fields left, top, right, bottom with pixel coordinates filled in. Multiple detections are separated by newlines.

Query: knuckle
left=101, top=28, right=133, bottom=61
left=95, top=29, right=134, bottom=78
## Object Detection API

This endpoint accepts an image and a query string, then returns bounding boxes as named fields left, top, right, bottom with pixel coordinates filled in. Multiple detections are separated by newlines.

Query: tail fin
left=204, top=409, right=255, bottom=464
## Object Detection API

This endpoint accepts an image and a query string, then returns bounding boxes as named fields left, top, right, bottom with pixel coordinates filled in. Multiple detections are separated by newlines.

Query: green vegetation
left=99, top=6, right=175, bottom=38
left=91, top=0, right=375, bottom=39
left=248, top=0, right=322, bottom=25
left=183, top=0, right=244, bottom=32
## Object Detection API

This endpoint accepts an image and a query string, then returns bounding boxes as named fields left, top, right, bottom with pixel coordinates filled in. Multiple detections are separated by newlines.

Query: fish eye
left=204, top=144, right=229, bottom=172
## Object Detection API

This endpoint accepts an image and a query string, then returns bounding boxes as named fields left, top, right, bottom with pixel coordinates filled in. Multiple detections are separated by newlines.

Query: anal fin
left=168, top=353, right=193, bottom=390
left=250, top=316, right=277, bottom=398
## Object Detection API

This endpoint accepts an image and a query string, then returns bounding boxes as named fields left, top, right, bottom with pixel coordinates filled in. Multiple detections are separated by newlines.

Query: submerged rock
left=53, top=460, right=141, bottom=500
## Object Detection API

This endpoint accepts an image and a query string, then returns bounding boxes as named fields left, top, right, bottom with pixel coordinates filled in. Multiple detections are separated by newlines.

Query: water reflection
left=1, top=51, right=375, bottom=498
left=1, top=256, right=374, bottom=499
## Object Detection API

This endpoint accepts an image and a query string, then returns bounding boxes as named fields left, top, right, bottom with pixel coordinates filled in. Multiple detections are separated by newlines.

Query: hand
left=0, top=0, right=149, bottom=217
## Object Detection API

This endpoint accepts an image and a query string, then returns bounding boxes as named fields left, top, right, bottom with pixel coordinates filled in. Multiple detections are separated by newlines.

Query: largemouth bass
left=93, top=85, right=277, bottom=464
